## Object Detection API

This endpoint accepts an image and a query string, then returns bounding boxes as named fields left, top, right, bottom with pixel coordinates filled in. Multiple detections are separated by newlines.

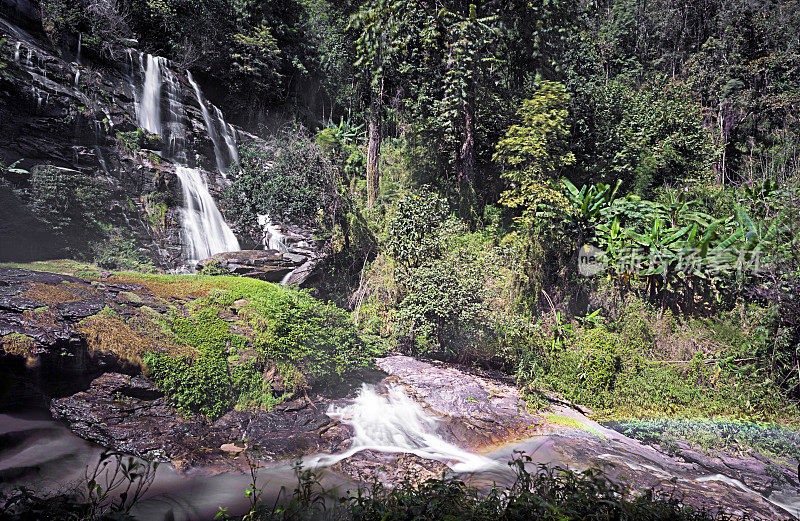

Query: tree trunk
left=456, top=89, right=475, bottom=220
left=366, top=81, right=383, bottom=209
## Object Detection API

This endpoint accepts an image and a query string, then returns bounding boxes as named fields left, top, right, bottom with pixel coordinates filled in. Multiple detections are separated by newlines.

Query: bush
left=245, top=288, right=373, bottom=391
left=142, top=279, right=376, bottom=419
left=516, top=298, right=797, bottom=420
left=226, top=131, right=343, bottom=229
left=385, top=188, right=448, bottom=271
left=396, top=256, right=489, bottom=360
left=145, top=347, right=233, bottom=420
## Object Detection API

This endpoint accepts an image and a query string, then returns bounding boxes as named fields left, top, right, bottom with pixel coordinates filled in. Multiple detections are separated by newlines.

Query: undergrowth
left=606, top=419, right=800, bottom=461
left=1, top=456, right=741, bottom=521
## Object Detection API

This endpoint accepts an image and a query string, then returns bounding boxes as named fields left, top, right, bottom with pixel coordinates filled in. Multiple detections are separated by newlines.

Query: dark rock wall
left=0, top=10, right=250, bottom=267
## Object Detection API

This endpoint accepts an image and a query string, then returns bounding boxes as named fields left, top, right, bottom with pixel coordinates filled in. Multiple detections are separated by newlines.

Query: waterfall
left=130, top=54, right=241, bottom=263
left=139, top=54, right=163, bottom=135
left=176, top=166, right=240, bottom=262
left=14, top=42, right=20, bottom=62
left=187, top=71, right=227, bottom=173
left=76, top=33, right=82, bottom=64
left=187, top=72, right=239, bottom=174
left=305, top=384, right=499, bottom=473
left=215, top=106, right=239, bottom=167
left=162, top=65, right=186, bottom=163
left=257, top=214, right=289, bottom=253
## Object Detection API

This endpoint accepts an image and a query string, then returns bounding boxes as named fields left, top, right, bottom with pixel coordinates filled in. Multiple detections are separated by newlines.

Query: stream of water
left=5, top=383, right=797, bottom=520
left=306, top=384, right=500, bottom=473
left=176, top=166, right=240, bottom=263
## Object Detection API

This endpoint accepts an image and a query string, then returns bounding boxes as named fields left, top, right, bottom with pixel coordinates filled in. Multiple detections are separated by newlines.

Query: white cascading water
left=215, top=106, right=240, bottom=167
left=132, top=54, right=240, bottom=262
left=305, top=384, right=499, bottom=474
left=187, top=71, right=238, bottom=174
left=176, top=166, right=240, bottom=262
left=162, top=64, right=186, bottom=163
left=257, top=214, right=289, bottom=253
left=139, top=54, right=163, bottom=135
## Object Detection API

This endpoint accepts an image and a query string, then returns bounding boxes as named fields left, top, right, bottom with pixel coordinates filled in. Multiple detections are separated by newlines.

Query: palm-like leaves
left=560, top=178, right=776, bottom=308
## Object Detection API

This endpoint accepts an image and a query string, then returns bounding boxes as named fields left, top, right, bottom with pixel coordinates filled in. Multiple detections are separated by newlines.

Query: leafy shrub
left=144, top=304, right=247, bottom=419
left=385, top=188, right=448, bottom=271
left=142, top=279, right=375, bottom=419
left=226, top=131, right=343, bottom=228
left=244, top=288, right=373, bottom=391
left=517, top=299, right=797, bottom=419
left=145, top=347, right=233, bottom=420
left=199, top=258, right=229, bottom=276
left=396, top=256, right=489, bottom=360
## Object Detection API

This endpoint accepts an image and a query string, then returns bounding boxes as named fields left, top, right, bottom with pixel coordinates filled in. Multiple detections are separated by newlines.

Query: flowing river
left=3, top=379, right=799, bottom=521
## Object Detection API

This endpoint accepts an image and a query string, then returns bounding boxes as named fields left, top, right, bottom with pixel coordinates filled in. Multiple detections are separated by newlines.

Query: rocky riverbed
left=1, top=265, right=799, bottom=519
left=39, top=355, right=800, bottom=519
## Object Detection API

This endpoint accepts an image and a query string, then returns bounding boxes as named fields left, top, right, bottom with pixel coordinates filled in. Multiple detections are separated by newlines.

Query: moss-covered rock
left=0, top=263, right=379, bottom=420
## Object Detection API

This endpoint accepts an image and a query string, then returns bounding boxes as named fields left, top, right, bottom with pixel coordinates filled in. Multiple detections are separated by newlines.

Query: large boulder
left=50, top=372, right=353, bottom=473
left=195, top=250, right=300, bottom=282
left=196, top=248, right=323, bottom=286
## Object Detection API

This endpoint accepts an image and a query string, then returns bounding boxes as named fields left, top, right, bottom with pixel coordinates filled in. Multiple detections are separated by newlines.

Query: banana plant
left=562, top=178, right=622, bottom=241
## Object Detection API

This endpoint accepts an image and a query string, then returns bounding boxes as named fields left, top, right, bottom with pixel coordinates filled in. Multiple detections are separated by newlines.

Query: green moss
left=1, top=333, right=38, bottom=359
left=128, top=274, right=376, bottom=419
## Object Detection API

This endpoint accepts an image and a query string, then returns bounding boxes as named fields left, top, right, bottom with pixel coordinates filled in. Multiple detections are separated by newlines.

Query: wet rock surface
left=330, top=449, right=449, bottom=486
left=50, top=372, right=353, bottom=474
left=521, top=426, right=796, bottom=520
left=195, top=223, right=325, bottom=286
left=0, top=267, right=151, bottom=353
left=376, top=356, right=541, bottom=449
left=377, top=356, right=800, bottom=519
left=195, top=250, right=300, bottom=283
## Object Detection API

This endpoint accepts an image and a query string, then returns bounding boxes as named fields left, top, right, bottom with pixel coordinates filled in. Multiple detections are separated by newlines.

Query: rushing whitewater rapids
left=3, top=375, right=800, bottom=520
left=306, top=384, right=500, bottom=473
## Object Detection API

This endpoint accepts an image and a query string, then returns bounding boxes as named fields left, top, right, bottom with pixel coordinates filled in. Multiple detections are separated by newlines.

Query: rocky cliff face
left=0, top=8, right=255, bottom=267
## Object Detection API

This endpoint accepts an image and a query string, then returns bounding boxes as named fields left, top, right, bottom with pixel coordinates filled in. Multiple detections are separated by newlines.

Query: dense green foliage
left=608, top=418, right=800, bottom=461
left=225, top=130, right=343, bottom=229
left=39, top=0, right=316, bottom=110
left=140, top=277, right=375, bottom=420
left=19, top=0, right=800, bottom=473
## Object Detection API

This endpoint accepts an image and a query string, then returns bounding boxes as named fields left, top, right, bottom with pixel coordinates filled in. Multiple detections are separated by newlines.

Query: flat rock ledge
left=51, top=373, right=352, bottom=474
left=376, top=356, right=542, bottom=449
left=195, top=250, right=323, bottom=286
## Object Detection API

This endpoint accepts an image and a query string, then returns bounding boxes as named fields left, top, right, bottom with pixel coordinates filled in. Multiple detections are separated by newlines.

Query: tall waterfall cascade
left=138, top=54, right=163, bottom=136
left=187, top=72, right=239, bottom=175
left=131, top=53, right=241, bottom=263
left=176, top=166, right=240, bottom=262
